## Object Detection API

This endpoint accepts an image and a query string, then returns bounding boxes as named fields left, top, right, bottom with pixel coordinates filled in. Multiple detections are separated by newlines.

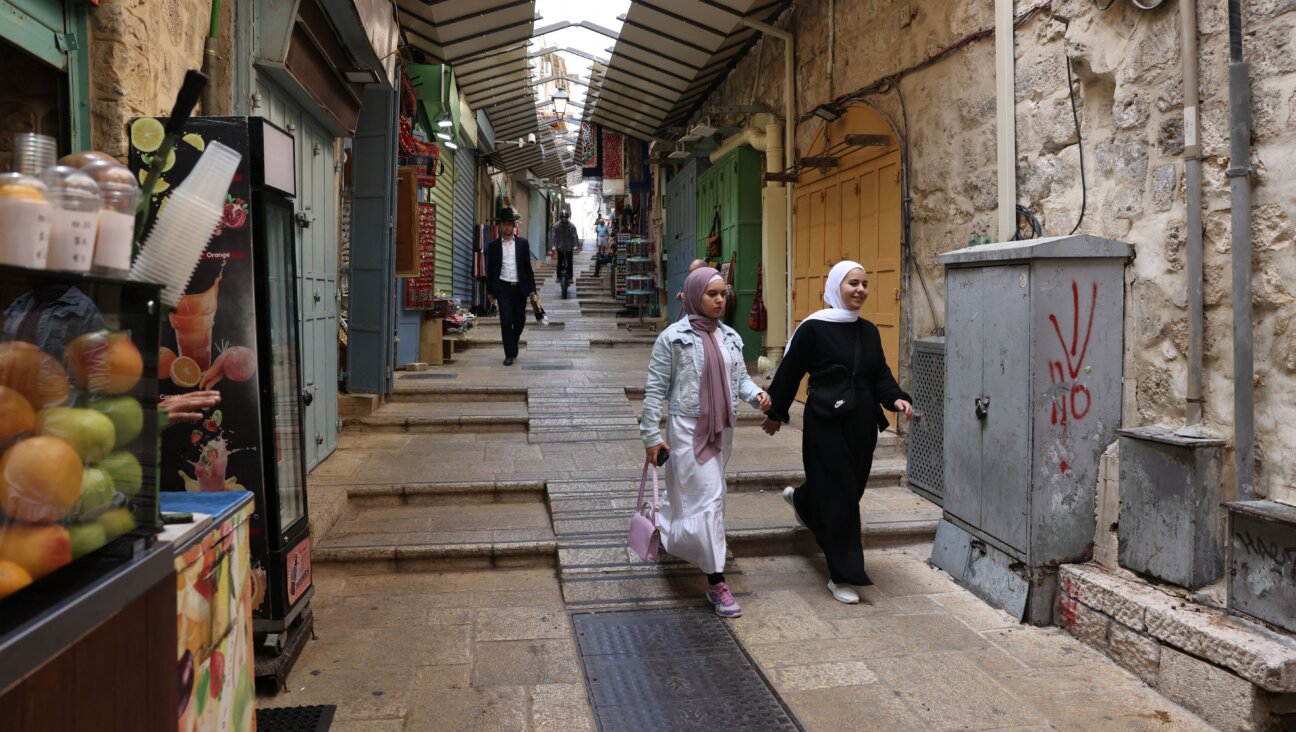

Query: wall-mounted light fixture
left=552, top=87, right=569, bottom=117
left=810, top=103, right=842, bottom=122
left=343, top=68, right=382, bottom=85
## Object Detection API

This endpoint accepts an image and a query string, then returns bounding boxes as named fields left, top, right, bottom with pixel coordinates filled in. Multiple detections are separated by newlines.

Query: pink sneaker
left=706, top=582, right=742, bottom=618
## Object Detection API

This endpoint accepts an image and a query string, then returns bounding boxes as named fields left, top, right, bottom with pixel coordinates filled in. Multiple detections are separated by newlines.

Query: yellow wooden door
left=791, top=149, right=903, bottom=416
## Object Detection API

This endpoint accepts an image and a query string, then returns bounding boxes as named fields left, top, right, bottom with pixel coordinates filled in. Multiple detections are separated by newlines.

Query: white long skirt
left=659, top=414, right=733, bottom=575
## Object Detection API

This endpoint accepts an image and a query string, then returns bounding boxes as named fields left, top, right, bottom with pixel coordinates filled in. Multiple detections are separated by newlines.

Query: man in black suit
left=485, top=208, right=536, bottom=366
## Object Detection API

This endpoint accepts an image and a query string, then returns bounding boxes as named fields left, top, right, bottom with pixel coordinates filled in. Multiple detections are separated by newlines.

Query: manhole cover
left=255, top=704, right=336, bottom=732
left=401, top=373, right=457, bottom=379
left=572, top=607, right=800, bottom=731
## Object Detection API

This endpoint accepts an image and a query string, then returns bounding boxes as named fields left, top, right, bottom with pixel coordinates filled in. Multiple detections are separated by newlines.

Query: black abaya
left=766, top=319, right=911, bottom=585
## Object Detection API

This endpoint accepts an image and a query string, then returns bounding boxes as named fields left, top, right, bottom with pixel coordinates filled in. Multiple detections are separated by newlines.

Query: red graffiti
left=1047, top=281, right=1098, bottom=434
left=1058, top=579, right=1079, bottom=630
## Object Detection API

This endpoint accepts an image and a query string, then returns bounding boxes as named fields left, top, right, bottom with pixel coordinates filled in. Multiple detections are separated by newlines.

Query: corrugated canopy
left=586, top=0, right=791, bottom=141
left=398, top=0, right=573, bottom=175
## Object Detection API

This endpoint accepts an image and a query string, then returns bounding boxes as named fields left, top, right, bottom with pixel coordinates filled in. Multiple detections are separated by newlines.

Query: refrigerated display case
left=129, top=117, right=313, bottom=682
left=0, top=265, right=176, bottom=714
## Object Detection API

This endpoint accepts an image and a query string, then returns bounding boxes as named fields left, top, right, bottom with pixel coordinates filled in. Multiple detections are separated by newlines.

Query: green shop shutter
left=697, top=147, right=763, bottom=362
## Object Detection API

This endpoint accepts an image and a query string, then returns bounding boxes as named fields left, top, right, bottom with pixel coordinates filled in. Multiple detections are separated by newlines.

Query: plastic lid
left=60, top=151, right=116, bottom=169
left=37, top=165, right=102, bottom=210
left=79, top=160, right=140, bottom=197
left=0, top=172, right=50, bottom=203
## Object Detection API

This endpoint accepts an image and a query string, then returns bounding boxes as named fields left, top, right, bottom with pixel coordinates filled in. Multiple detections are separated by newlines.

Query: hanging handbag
left=806, top=327, right=861, bottom=420
left=529, top=292, right=549, bottom=325
left=627, top=461, right=661, bottom=561
left=749, top=261, right=768, bottom=332
left=705, top=207, right=722, bottom=259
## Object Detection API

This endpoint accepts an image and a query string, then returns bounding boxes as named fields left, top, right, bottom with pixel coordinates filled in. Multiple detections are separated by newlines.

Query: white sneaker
left=782, top=487, right=805, bottom=527
left=828, top=581, right=859, bottom=604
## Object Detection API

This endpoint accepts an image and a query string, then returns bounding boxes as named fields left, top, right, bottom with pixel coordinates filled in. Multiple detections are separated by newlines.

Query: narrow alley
left=259, top=251, right=1216, bottom=731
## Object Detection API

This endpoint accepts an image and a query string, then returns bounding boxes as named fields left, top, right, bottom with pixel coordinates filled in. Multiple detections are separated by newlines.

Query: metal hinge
left=56, top=34, right=79, bottom=52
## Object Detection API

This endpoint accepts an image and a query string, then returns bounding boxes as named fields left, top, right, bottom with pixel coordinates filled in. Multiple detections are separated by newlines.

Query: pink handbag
left=627, top=462, right=661, bottom=561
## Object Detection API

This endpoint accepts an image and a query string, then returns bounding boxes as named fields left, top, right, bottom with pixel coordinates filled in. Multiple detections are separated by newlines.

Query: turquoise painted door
left=0, top=0, right=92, bottom=149
left=697, top=148, right=763, bottom=362
left=664, top=159, right=702, bottom=321
left=256, top=80, right=340, bottom=470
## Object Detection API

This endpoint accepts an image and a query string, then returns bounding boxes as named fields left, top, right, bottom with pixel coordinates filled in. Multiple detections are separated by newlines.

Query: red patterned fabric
left=602, top=129, right=623, bottom=179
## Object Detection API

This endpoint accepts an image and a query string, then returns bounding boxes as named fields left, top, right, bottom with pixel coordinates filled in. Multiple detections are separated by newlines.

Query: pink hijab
left=683, top=268, right=734, bottom=463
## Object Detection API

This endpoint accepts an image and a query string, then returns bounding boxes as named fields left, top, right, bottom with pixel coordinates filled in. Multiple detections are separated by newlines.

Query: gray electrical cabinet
left=931, top=235, right=1132, bottom=624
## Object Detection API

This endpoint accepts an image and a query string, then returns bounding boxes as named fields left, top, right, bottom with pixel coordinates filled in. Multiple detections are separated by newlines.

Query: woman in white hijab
left=762, top=261, right=914, bottom=604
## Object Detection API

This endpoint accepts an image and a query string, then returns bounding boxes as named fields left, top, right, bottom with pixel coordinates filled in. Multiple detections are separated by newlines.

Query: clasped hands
left=760, top=398, right=915, bottom=436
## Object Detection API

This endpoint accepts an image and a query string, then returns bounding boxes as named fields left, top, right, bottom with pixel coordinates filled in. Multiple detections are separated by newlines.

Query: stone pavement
left=257, top=249, right=1216, bottom=730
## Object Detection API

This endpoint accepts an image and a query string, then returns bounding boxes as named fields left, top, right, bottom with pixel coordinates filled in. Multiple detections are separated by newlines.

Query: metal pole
left=1176, top=0, right=1206, bottom=436
left=1227, top=0, right=1255, bottom=499
left=994, top=0, right=1017, bottom=241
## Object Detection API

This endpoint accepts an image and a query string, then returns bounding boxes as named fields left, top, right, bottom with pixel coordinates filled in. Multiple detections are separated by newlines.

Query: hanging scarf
left=683, top=268, right=733, bottom=463
left=784, top=260, right=867, bottom=355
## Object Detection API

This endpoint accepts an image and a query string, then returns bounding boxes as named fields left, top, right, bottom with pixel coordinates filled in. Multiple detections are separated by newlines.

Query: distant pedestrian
left=485, top=208, right=536, bottom=366
left=641, top=268, right=771, bottom=618
left=595, top=218, right=608, bottom=248
left=551, top=211, right=579, bottom=299
left=762, top=261, right=914, bottom=603
left=675, top=259, right=709, bottom=305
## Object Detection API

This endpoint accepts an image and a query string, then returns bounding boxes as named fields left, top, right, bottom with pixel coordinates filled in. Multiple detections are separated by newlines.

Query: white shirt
left=500, top=236, right=518, bottom=283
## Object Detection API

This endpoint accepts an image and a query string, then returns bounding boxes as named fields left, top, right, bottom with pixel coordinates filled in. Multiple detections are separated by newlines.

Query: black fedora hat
left=494, top=207, right=522, bottom=222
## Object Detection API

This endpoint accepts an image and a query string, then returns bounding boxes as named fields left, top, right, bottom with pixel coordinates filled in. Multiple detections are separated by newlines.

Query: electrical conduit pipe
left=1176, top=0, right=1208, bottom=438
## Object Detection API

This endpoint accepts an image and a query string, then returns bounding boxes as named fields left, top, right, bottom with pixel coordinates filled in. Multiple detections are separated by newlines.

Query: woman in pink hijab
left=640, top=267, right=771, bottom=618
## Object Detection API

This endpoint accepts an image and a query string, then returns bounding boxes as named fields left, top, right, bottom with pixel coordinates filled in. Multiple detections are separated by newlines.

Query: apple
left=98, top=507, right=137, bottom=540
left=87, top=395, right=143, bottom=449
left=67, top=522, right=108, bottom=559
left=35, top=407, right=116, bottom=463
left=74, top=466, right=116, bottom=520
left=99, top=451, right=143, bottom=496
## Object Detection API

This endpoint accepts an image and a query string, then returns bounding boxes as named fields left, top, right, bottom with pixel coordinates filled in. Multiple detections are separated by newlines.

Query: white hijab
left=784, top=260, right=865, bottom=355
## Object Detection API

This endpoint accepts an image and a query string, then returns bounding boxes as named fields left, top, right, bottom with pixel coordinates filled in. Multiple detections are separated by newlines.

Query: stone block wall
left=85, top=0, right=234, bottom=160
left=1059, top=564, right=1296, bottom=731
left=701, top=0, right=1296, bottom=506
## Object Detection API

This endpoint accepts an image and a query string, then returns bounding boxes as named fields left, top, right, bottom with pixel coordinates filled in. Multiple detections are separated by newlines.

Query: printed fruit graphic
left=65, top=331, right=144, bottom=394
left=0, top=342, right=70, bottom=409
left=0, top=385, right=35, bottom=441
left=0, top=523, right=72, bottom=579
left=35, top=407, right=116, bottom=463
left=170, top=356, right=201, bottom=388
left=0, top=436, right=84, bottom=522
left=98, top=506, right=137, bottom=540
left=0, top=559, right=33, bottom=598
left=209, top=650, right=225, bottom=697
left=159, top=347, right=177, bottom=381
left=182, top=133, right=205, bottom=151
left=74, top=466, right=116, bottom=519
left=88, top=395, right=143, bottom=448
left=100, top=451, right=143, bottom=496
left=137, top=168, right=170, bottom=193
left=68, top=522, right=107, bottom=559
left=130, top=118, right=165, bottom=153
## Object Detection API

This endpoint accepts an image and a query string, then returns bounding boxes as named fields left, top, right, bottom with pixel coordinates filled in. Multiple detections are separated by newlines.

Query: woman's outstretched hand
left=894, top=399, right=916, bottom=421
left=755, top=392, right=771, bottom=412
left=645, top=443, right=667, bottom=465
left=761, top=418, right=782, bottom=436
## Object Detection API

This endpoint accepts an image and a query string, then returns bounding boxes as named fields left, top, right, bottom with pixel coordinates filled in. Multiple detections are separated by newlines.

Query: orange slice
left=170, top=356, right=200, bottom=388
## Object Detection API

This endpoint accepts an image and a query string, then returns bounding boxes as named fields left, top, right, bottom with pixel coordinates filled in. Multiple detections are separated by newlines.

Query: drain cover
left=573, top=607, right=800, bottom=731
left=401, top=373, right=457, bottom=379
left=255, top=705, right=336, bottom=732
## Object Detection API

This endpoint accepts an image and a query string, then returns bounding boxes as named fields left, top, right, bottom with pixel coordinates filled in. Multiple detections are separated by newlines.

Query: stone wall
left=86, top=0, right=234, bottom=160
left=702, top=0, right=1296, bottom=505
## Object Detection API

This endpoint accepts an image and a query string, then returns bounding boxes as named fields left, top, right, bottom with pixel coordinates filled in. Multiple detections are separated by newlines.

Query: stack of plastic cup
left=12, top=133, right=58, bottom=177
left=0, top=173, right=53, bottom=268
left=80, top=160, right=141, bottom=276
left=39, top=166, right=102, bottom=273
left=129, top=140, right=241, bottom=307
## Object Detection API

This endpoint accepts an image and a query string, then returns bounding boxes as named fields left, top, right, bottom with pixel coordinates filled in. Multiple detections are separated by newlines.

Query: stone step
left=346, top=480, right=546, bottom=506
left=559, top=567, right=752, bottom=611
left=314, top=501, right=556, bottom=571
left=343, top=414, right=529, bottom=433
left=389, top=385, right=527, bottom=403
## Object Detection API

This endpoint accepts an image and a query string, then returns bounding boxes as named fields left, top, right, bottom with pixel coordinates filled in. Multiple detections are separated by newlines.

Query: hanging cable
left=1014, top=205, right=1043, bottom=240
left=1066, top=54, right=1088, bottom=235
left=894, top=83, right=943, bottom=336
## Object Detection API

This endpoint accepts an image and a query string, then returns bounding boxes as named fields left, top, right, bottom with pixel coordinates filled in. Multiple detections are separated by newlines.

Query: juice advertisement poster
left=127, top=118, right=266, bottom=502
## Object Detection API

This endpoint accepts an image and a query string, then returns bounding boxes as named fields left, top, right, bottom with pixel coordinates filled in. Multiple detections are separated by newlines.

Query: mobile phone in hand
left=655, top=447, right=671, bottom=467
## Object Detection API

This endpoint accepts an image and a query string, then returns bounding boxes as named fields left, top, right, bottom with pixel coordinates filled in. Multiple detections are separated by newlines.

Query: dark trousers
left=496, top=282, right=527, bottom=358
left=556, top=250, right=573, bottom=281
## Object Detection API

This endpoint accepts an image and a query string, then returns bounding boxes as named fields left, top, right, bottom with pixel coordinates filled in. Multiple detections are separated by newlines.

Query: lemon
left=182, top=133, right=205, bottom=151
left=138, top=168, right=170, bottom=193
left=130, top=118, right=165, bottom=153
left=162, top=148, right=176, bottom=172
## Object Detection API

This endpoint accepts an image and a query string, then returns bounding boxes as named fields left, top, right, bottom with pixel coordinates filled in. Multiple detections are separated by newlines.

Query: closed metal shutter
left=431, top=145, right=455, bottom=294
left=453, top=146, right=477, bottom=302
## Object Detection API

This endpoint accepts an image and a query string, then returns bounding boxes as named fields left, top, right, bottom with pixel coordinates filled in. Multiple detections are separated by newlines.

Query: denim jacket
left=640, top=318, right=765, bottom=448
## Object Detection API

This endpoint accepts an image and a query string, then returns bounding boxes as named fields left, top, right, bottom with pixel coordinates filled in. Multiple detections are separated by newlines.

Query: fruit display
left=0, top=269, right=161, bottom=607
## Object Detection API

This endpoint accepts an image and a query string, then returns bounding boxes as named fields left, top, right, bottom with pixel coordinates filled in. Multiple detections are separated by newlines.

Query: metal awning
left=586, top=0, right=791, bottom=141
left=397, top=0, right=571, bottom=174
